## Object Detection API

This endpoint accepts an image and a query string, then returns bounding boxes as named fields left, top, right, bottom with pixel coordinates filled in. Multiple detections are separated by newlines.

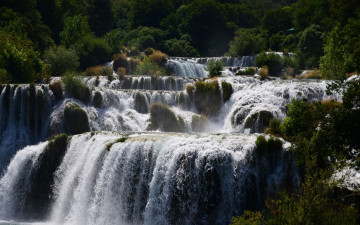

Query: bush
left=47, top=133, right=68, bottom=153
left=49, top=80, right=63, bottom=99
left=0, top=68, right=10, bottom=84
left=191, top=115, right=209, bottom=132
left=230, top=210, right=264, bottom=225
left=221, top=81, right=233, bottom=102
left=64, top=102, right=90, bottom=135
left=265, top=118, right=282, bottom=136
left=237, top=67, right=256, bottom=75
left=77, top=36, right=112, bottom=69
left=227, top=29, right=266, bottom=56
left=85, top=66, right=103, bottom=76
left=124, top=26, right=166, bottom=51
left=113, top=53, right=128, bottom=72
left=44, top=46, right=79, bottom=77
left=255, top=135, right=283, bottom=154
left=135, top=57, right=165, bottom=75
left=255, top=53, right=283, bottom=76
left=302, top=69, right=322, bottom=79
left=186, top=84, right=195, bottom=96
left=164, top=37, right=200, bottom=57
left=148, top=48, right=168, bottom=66
left=207, top=60, right=223, bottom=77
left=259, top=66, right=269, bottom=80
left=149, top=102, right=185, bottom=132
left=194, top=80, right=221, bottom=117
left=117, top=67, right=126, bottom=76
left=62, top=72, right=91, bottom=104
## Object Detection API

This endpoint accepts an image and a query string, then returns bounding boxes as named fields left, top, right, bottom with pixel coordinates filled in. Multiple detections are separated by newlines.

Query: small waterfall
left=84, top=76, right=194, bottom=91
left=0, top=85, right=53, bottom=170
left=0, top=142, right=48, bottom=220
left=166, top=56, right=256, bottom=77
left=45, top=132, right=297, bottom=225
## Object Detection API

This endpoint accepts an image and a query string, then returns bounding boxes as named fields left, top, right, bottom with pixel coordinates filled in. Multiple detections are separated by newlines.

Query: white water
left=0, top=142, right=48, bottom=220
left=44, top=132, right=294, bottom=225
left=0, top=85, right=53, bottom=169
left=166, top=56, right=256, bottom=78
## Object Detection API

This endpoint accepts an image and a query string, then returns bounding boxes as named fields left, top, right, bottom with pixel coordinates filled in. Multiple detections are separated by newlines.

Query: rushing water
left=0, top=56, right=342, bottom=224
left=0, top=132, right=298, bottom=225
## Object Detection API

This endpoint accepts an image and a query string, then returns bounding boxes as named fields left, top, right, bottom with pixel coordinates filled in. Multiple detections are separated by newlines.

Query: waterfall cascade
left=165, top=56, right=256, bottom=78
left=0, top=55, right=340, bottom=224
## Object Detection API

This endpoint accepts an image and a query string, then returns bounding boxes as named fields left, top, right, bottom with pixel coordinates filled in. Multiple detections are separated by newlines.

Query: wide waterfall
left=166, top=56, right=256, bottom=78
left=0, top=132, right=298, bottom=225
left=0, top=63, right=340, bottom=225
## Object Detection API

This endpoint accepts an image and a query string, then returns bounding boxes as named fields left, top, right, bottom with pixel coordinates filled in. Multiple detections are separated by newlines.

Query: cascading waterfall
left=10, top=132, right=295, bottom=225
left=0, top=65, right=340, bottom=224
left=0, top=142, right=48, bottom=220
left=166, top=56, right=256, bottom=77
left=0, top=85, right=53, bottom=170
left=84, top=76, right=194, bottom=91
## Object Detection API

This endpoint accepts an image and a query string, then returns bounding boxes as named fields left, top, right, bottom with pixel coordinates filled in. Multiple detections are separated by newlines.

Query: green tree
left=262, top=8, right=293, bottom=35
left=87, top=0, right=113, bottom=36
left=319, top=25, right=351, bottom=80
left=255, top=53, right=283, bottom=76
left=130, top=0, right=174, bottom=28
left=298, top=24, right=324, bottom=68
left=60, top=15, right=91, bottom=48
left=227, top=29, right=266, bottom=56
left=44, top=45, right=79, bottom=76
left=206, top=60, right=223, bottom=77
left=164, top=35, right=200, bottom=57
left=124, top=26, right=166, bottom=51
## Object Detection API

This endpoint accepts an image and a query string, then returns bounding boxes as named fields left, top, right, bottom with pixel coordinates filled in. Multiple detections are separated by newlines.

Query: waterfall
left=0, top=85, right=53, bottom=170
left=165, top=56, right=256, bottom=77
left=0, top=142, right=48, bottom=220
left=40, top=132, right=295, bottom=225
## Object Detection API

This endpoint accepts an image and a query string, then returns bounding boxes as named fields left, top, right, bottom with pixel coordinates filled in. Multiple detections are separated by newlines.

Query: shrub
left=113, top=53, right=128, bottom=72
left=64, top=102, right=90, bottom=135
left=62, top=72, right=91, bottom=104
left=237, top=67, right=256, bottom=75
left=0, top=68, right=10, bottom=84
left=245, top=110, right=273, bottom=133
left=164, top=37, right=200, bottom=57
left=259, top=66, right=269, bottom=80
left=194, top=80, right=221, bottom=117
left=77, top=36, right=112, bottom=69
left=44, top=46, right=79, bottom=77
left=117, top=67, right=126, bottom=76
left=186, top=84, right=195, bottom=96
left=221, top=81, right=233, bottom=102
left=135, top=57, right=165, bottom=75
left=149, top=102, right=185, bottom=132
left=255, top=135, right=283, bottom=154
left=85, top=66, right=103, bottom=76
left=148, top=48, right=168, bottom=66
left=227, top=29, right=266, bottom=56
left=93, top=91, right=103, bottom=108
left=230, top=210, right=264, bottom=225
left=207, top=60, right=223, bottom=78
left=265, top=118, right=282, bottom=136
left=49, top=80, right=63, bottom=99
left=191, top=115, right=209, bottom=132
left=302, top=69, right=322, bottom=79
left=255, top=135, right=267, bottom=152
left=255, top=53, right=283, bottom=76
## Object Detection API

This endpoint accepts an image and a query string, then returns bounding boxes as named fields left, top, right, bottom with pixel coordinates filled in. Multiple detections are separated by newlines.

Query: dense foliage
left=0, top=0, right=359, bottom=83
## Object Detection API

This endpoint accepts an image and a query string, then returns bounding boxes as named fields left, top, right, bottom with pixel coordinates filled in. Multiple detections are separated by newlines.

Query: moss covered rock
left=245, top=111, right=273, bottom=133
left=194, top=80, right=221, bottom=117
left=49, top=80, right=63, bottom=99
left=191, top=115, right=209, bottom=132
left=64, top=103, right=90, bottom=135
left=221, top=81, right=233, bottom=102
left=93, top=91, right=103, bottom=108
left=23, top=133, right=69, bottom=219
left=149, top=102, right=185, bottom=132
left=134, top=92, right=148, bottom=113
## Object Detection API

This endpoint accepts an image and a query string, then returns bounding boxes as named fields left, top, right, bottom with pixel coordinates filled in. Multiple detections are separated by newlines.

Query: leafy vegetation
left=62, top=72, right=91, bottom=104
left=149, top=102, right=185, bottom=132
left=207, top=60, right=223, bottom=78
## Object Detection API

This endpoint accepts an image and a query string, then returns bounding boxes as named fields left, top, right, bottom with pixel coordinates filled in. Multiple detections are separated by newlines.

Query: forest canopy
left=0, top=0, right=360, bottom=83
